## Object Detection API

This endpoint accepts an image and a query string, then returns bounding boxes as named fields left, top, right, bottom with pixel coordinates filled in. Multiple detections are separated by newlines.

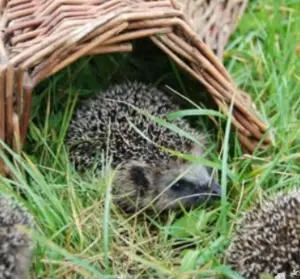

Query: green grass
left=1, top=0, right=300, bottom=278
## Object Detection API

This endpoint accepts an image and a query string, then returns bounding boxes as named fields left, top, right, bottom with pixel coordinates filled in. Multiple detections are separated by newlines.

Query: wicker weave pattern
left=0, top=0, right=271, bottom=174
left=178, top=0, right=248, bottom=60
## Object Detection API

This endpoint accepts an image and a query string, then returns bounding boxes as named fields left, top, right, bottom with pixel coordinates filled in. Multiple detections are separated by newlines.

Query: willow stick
left=11, top=8, right=124, bottom=65
left=6, top=2, right=34, bottom=13
left=158, top=34, right=197, bottom=63
left=213, top=97, right=251, bottom=137
left=16, top=67, right=24, bottom=116
left=151, top=36, right=224, bottom=101
left=164, top=33, right=255, bottom=117
left=128, top=18, right=179, bottom=29
left=5, top=64, right=14, bottom=146
left=23, top=14, right=121, bottom=68
left=38, top=0, right=102, bottom=16
left=11, top=30, right=71, bottom=66
left=201, top=70, right=267, bottom=132
left=82, top=8, right=180, bottom=42
left=233, top=110, right=264, bottom=141
left=11, top=29, right=44, bottom=45
left=103, top=27, right=172, bottom=45
left=33, top=21, right=129, bottom=85
left=6, top=18, right=43, bottom=34
left=96, top=0, right=129, bottom=12
left=41, top=11, right=95, bottom=30
left=166, top=33, right=239, bottom=105
left=0, top=67, right=5, bottom=174
left=84, top=43, right=132, bottom=55
left=238, top=133, right=266, bottom=154
left=20, top=74, right=33, bottom=146
left=175, top=18, right=232, bottom=82
left=7, top=6, right=35, bottom=20
left=12, top=113, right=21, bottom=155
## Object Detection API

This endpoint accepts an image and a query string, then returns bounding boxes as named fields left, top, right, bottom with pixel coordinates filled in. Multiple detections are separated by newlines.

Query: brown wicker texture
left=178, top=0, right=249, bottom=60
left=0, top=0, right=271, bottom=175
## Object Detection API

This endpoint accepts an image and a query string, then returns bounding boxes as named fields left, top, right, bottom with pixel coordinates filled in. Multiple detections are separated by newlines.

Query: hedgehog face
left=155, top=162, right=221, bottom=211
left=113, top=160, right=221, bottom=213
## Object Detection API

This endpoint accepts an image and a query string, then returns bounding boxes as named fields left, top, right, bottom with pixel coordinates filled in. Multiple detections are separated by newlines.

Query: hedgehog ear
left=129, top=165, right=150, bottom=197
left=206, top=166, right=213, bottom=175
left=168, top=159, right=181, bottom=168
left=190, top=145, right=205, bottom=157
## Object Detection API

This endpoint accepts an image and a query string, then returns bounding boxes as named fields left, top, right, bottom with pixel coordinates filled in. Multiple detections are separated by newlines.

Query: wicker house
left=0, top=0, right=271, bottom=175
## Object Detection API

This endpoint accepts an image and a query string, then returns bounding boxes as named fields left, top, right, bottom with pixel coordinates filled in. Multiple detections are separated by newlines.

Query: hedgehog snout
left=193, top=179, right=221, bottom=202
left=180, top=164, right=221, bottom=200
left=208, top=179, right=221, bottom=199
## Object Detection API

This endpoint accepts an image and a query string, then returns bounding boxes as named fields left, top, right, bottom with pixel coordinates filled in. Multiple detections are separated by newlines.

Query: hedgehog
left=226, top=189, right=300, bottom=279
left=0, top=194, right=34, bottom=279
left=66, top=81, right=221, bottom=213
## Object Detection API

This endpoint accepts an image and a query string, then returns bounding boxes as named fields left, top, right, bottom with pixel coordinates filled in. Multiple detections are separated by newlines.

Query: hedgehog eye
left=171, top=179, right=191, bottom=191
left=172, top=182, right=182, bottom=189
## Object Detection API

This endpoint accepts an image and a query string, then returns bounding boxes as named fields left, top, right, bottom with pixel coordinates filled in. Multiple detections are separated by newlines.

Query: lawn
left=1, top=0, right=299, bottom=278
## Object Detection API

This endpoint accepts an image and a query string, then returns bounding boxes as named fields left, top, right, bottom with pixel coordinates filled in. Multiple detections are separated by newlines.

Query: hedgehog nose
left=210, top=180, right=221, bottom=198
